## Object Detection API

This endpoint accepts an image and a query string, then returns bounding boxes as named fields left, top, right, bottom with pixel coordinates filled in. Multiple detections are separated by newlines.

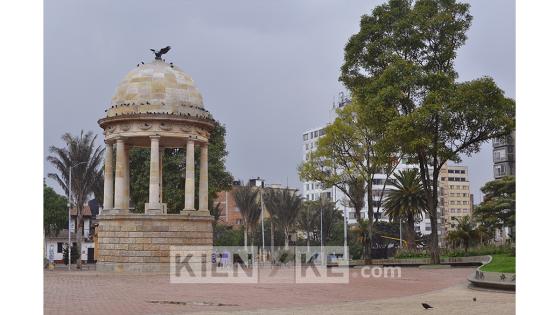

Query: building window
left=236, top=219, right=242, bottom=225
left=450, top=193, right=455, bottom=197
left=463, top=208, right=469, bottom=213
left=494, top=164, right=506, bottom=177
left=305, top=144, right=309, bottom=150
left=303, top=134, right=309, bottom=141
left=463, top=201, right=468, bottom=205
left=450, top=201, right=455, bottom=205
left=314, top=131, right=319, bottom=137
left=450, top=185, right=454, bottom=189
left=57, top=242, right=63, bottom=253
left=463, top=193, right=467, bottom=197
left=463, top=185, right=468, bottom=190
left=493, top=149, right=507, bottom=162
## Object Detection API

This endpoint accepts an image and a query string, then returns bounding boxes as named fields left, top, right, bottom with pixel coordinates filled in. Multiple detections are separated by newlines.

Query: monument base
left=96, top=213, right=212, bottom=272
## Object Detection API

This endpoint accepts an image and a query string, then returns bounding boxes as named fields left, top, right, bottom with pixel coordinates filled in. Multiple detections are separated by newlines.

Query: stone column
left=103, top=141, right=114, bottom=211
left=123, top=143, right=130, bottom=211
left=184, top=139, right=195, bottom=211
left=113, top=138, right=126, bottom=211
left=198, top=143, right=208, bottom=211
left=159, top=149, right=163, bottom=202
left=146, top=136, right=161, bottom=213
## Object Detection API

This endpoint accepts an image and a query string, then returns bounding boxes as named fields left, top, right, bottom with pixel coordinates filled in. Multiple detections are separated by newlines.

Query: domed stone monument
left=96, top=47, right=213, bottom=272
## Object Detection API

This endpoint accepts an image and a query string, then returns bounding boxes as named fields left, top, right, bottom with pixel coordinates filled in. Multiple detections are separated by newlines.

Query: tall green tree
left=383, top=169, right=427, bottom=248
left=233, top=185, right=261, bottom=250
left=47, top=130, right=104, bottom=269
left=474, top=176, right=515, bottom=239
left=44, top=183, right=68, bottom=237
left=340, top=0, right=515, bottom=263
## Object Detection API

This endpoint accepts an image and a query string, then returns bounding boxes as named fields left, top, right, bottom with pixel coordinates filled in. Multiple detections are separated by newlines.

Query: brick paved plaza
left=44, top=267, right=515, bottom=314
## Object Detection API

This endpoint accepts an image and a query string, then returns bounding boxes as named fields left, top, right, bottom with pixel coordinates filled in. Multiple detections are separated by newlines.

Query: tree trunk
left=418, top=153, right=441, bottom=265
left=406, top=214, right=416, bottom=249
left=284, top=228, right=289, bottom=250
left=243, top=225, right=248, bottom=251
left=429, top=213, right=440, bottom=264
left=306, top=230, right=310, bottom=253
left=270, top=220, right=275, bottom=254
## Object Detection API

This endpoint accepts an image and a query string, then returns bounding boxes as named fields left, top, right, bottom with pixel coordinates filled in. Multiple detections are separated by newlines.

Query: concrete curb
left=467, top=255, right=515, bottom=291
left=350, top=256, right=489, bottom=267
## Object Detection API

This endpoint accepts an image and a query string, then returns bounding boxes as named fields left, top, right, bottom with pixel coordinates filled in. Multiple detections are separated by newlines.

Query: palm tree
left=273, top=188, right=303, bottom=249
left=383, top=169, right=427, bottom=249
left=47, top=131, right=104, bottom=269
left=446, top=216, right=480, bottom=252
left=351, top=219, right=369, bottom=259
left=297, top=201, right=318, bottom=252
left=315, top=196, right=342, bottom=244
left=233, top=185, right=261, bottom=250
left=263, top=187, right=280, bottom=255
left=346, top=178, right=365, bottom=222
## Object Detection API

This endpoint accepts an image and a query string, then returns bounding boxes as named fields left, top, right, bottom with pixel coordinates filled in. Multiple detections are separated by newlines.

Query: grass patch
left=480, top=254, right=516, bottom=273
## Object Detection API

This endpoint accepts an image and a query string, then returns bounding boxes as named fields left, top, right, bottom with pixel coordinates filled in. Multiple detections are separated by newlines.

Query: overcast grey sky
left=44, top=0, right=515, bottom=203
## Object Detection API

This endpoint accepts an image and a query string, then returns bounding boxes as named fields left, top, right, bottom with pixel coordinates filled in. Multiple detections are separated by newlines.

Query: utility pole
left=67, top=167, right=72, bottom=271
left=343, top=204, right=348, bottom=260
left=260, top=188, right=265, bottom=262
left=320, top=205, right=324, bottom=265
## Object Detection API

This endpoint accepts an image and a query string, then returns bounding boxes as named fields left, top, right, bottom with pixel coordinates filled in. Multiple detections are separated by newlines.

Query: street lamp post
left=67, top=161, right=87, bottom=271
left=343, top=204, right=348, bottom=260
left=320, top=205, right=323, bottom=265
left=260, top=188, right=265, bottom=262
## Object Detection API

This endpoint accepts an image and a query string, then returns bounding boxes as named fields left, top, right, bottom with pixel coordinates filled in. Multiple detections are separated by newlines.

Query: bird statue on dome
left=150, top=46, right=171, bottom=60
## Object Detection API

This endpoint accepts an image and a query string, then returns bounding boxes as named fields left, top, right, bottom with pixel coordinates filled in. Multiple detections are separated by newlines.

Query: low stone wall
left=96, top=213, right=212, bottom=272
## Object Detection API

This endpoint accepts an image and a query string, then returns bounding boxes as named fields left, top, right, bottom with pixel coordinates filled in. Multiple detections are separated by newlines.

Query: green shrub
left=393, top=245, right=514, bottom=259
left=277, top=249, right=295, bottom=263
left=394, top=249, right=430, bottom=259
left=214, top=224, right=244, bottom=246
left=443, top=245, right=513, bottom=257
left=62, top=244, right=80, bottom=265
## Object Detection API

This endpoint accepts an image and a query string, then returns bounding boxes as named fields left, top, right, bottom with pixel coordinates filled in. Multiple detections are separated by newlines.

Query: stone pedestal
left=96, top=213, right=212, bottom=272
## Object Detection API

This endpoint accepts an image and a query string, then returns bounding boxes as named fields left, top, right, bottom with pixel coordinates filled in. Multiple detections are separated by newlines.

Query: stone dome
left=106, top=60, right=210, bottom=119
